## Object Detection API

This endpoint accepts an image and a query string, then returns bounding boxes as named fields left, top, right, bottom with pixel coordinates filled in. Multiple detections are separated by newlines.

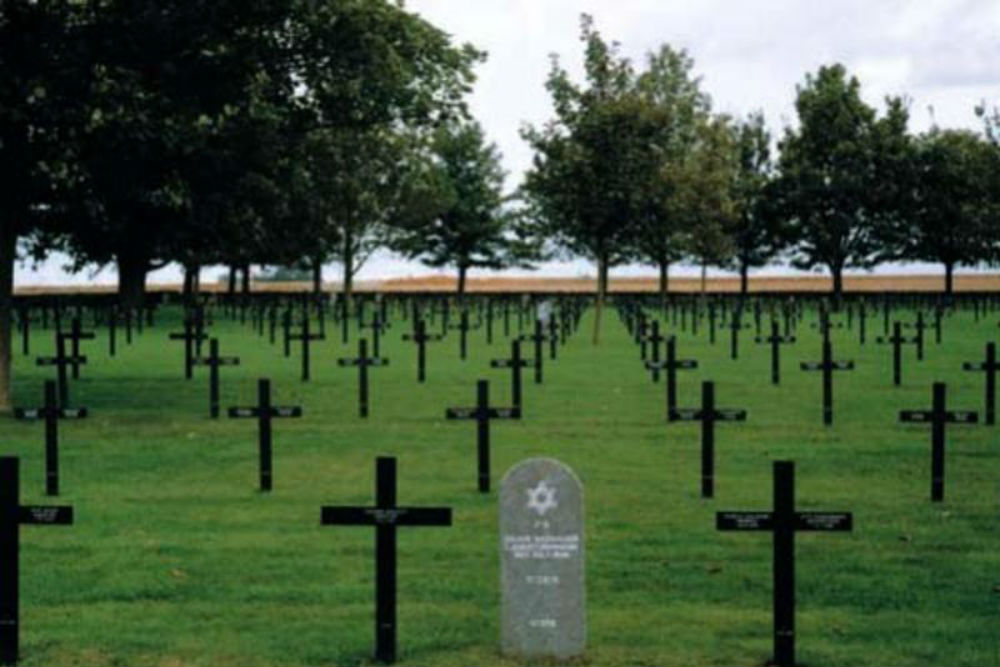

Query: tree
left=522, top=15, right=656, bottom=343
left=0, top=0, right=88, bottom=412
left=391, top=121, right=533, bottom=296
left=631, top=45, right=710, bottom=308
left=668, top=115, right=738, bottom=292
left=725, top=112, right=784, bottom=296
left=774, top=64, right=909, bottom=305
left=887, top=129, right=993, bottom=294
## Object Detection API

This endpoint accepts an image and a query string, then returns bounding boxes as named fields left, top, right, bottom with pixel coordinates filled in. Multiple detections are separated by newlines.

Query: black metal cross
left=670, top=381, right=746, bottom=498
left=899, top=382, right=978, bottom=502
left=228, top=379, right=302, bottom=491
left=58, top=318, right=94, bottom=379
left=755, top=320, right=795, bottom=385
left=445, top=379, right=519, bottom=493
left=320, top=457, right=452, bottom=664
left=288, top=316, right=325, bottom=382
left=717, top=461, right=852, bottom=667
left=490, top=339, right=528, bottom=416
left=800, top=340, right=854, bottom=425
left=402, top=319, right=443, bottom=383
left=13, top=380, right=87, bottom=496
left=168, top=318, right=209, bottom=379
left=193, top=338, right=240, bottom=418
left=644, top=320, right=666, bottom=382
left=876, top=322, right=916, bottom=386
left=962, top=342, right=997, bottom=425
left=517, top=319, right=548, bottom=384
left=36, top=333, right=85, bottom=408
left=646, top=337, right=698, bottom=419
left=337, top=339, right=389, bottom=418
left=0, top=457, right=74, bottom=666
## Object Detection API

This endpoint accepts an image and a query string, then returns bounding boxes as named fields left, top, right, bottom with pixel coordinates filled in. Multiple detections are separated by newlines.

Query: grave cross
left=288, top=316, right=325, bottom=382
left=13, top=380, right=87, bottom=496
left=402, top=319, right=443, bottom=383
left=36, top=333, right=86, bottom=408
left=0, top=457, right=74, bottom=666
left=490, top=340, right=528, bottom=416
left=717, top=461, right=852, bottom=667
left=193, top=338, right=241, bottom=418
left=645, top=337, right=698, bottom=419
left=755, top=320, right=795, bottom=385
left=228, top=379, right=302, bottom=491
left=799, top=340, right=854, bottom=425
left=446, top=380, right=519, bottom=492
left=962, top=342, right=997, bottom=425
left=168, top=318, right=208, bottom=379
left=876, top=322, right=917, bottom=386
left=320, top=457, right=452, bottom=665
left=644, top=321, right=666, bottom=382
left=517, top=320, right=548, bottom=384
left=899, top=382, right=978, bottom=502
left=337, top=339, right=389, bottom=418
left=58, top=318, right=94, bottom=379
left=670, top=381, right=746, bottom=498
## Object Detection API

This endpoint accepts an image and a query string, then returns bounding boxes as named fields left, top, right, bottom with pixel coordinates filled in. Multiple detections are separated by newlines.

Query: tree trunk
left=457, top=265, right=468, bottom=298
left=183, top=267, right=194, bottom=301
left=342, top=251, right=354, bottom=322
left=831, top=264, right=844, bottom=310
left=740, top=262, right=749, bottom=297
left=700, top=261, right=708, bottom=294
left=227, top=265, right=236, bottom=295
left=241, top=264, right=251, bottom=294
left=658, top=260, right=669, bottom=315
left=943, top=261, right=955, bottom=295
left=117, top=252, right=150, bottom=313
left=592, top=253, right=609, bottom=345
left=312, top=256, right=323, bottom=295
left=0, top=222, right=16, bottom=413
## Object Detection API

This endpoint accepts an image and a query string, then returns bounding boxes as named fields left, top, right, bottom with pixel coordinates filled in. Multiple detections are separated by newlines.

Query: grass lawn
left=2, top=300, right=997, bottom=666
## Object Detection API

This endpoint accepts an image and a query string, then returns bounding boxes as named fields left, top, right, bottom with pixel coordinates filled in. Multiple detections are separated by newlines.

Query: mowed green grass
left=2, top=300, right=998, bottom=667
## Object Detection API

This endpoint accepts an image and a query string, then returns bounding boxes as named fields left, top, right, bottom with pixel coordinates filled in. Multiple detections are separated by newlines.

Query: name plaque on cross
left=500, top=458, right=585, bottom=660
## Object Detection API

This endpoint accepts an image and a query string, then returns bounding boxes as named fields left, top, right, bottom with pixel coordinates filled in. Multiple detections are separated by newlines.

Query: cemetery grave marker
left=402, top=319, right=443, bottom=383
left=59, top=318, right=94, bottom=380
left=288, top=315, right=324, bottom=382
left=645, top=337, right=698, bottom=419
left=446, top=380, right=520, bottom=492
left=876, top=322, right=916, bottom=386
left=899, top=382, right=978, bottom=501
left=800, top=340, right=854, bottom=425
left=168, top=318, right=208, bottom=379
left=717, top=461, right=852, bottom=667
left=517, top=320, right=548, bottom=384
left=36, top=333, right=86, bottom=408
left=670, top=381, right=747, bottom=498
left=962, top=342, right=997, bottom=425
left=193, top=338, right=240, bottom=418
left=500, top=458, right=585, bottom=660
left=0, top=457, right=74, bottom=666
left=320, top=457, right=452, bottom=664
left=13, top=380, right=87, bottom=496
left=228, top=379, right=302, bottom=491
left=755, top=320, right=795, bottom=385
left=490, top=340, right=527, bottom=416
left=337, top=339, right=389, bottom=418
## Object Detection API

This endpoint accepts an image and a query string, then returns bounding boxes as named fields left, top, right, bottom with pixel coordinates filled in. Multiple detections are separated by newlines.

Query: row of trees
left=520, top=17, right=1000, bottom=341
left=3, top=6, right=1000, bottom=400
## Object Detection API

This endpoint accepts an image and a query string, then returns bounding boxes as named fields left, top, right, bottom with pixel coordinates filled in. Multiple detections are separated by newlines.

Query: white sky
left=18, top=0, right=1000, bottom=286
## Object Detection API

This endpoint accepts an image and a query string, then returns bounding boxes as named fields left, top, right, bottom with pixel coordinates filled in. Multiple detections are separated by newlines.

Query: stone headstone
left=537, top=300, right=553, bottom=324
left=500, top=458, right=585, bottom=659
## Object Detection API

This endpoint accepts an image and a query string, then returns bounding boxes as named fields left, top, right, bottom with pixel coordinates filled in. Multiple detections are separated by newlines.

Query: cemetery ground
left=1, top=304, right=996, bottom=667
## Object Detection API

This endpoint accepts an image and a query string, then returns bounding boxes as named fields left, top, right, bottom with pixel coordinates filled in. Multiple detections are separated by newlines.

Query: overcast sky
left=18, top=0, right=1000, bottom=286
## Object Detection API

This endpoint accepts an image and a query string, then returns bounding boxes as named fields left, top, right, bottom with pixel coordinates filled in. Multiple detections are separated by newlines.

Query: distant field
left=1, top=301, right=997, bottom=666
left=12, top=272, right=1000, bottom=295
